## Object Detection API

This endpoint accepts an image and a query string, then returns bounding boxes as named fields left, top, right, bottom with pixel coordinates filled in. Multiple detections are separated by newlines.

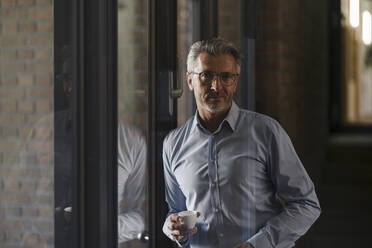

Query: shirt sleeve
left=117, top=126, right=147, bottom=243
left=248, top=120, right=321, bottom=248
left=161, top=135, right=190, bottom=247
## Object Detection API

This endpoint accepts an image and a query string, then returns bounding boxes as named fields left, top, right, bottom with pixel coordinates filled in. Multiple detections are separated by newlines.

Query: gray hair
left=186, top=38, right=241, bottom=73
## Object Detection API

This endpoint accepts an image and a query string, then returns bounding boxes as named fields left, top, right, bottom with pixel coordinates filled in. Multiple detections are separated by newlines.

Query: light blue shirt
left=162, top=102, right=321, bottom=248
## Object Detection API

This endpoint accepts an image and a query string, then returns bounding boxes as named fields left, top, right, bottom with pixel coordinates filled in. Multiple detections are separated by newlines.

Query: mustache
left=206, top=91, right=226, bottom=98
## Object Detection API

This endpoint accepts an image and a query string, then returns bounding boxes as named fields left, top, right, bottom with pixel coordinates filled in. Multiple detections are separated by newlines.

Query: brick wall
left=118, top=0, right=148, bottom=132
left=256, top=1, right=328, bottom=246
left=0, top=0, right=54, bottom=247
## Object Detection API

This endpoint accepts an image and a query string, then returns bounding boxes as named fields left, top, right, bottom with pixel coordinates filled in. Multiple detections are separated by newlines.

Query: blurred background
left=1, top=0, right=372, bottom=247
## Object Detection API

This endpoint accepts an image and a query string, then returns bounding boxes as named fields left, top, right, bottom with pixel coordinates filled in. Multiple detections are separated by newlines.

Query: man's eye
left=201, top=72, right=214, bottom=80
left=220, top=73, right=232, bottom=81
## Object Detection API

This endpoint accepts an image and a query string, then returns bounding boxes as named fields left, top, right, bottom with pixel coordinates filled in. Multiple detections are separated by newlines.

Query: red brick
left=17, top=74, right=34, bottom=86
left=19, top=21, right=36, bottom=33
left=36, top=0, right=51, bottom=5
left=0, top=87, right=25, bottom=99
left=18, top=101, right=35, bottom=113
left=33, top=127, right=52, bottom=139
left=3, top=153, right=19, bottom=164
left=23, top=233, right=40, bottom=246
left=28, top=7, right=53, bottom=20
left=21, top=181, right=37, bottom=192
left=39, top=234, right=54, bottom=246
left=0, top=114, right=25, bottom=126
left=22, top=207, right=39, bottom=217
left=3, top=179, right=21, bottom=191
left=1, top=101, right=17, bottom=112
left=0, top=36, right=27, bottom=47
left=38, top=153, right=53, bottom=164
left=37, top=181, right=52, bottom=192
left=27, top=140, right=53, bottom=151
left=35, top=74, right=52, bottom=85
left=28, top=34, right=52, bottom=46
left=2, top=21, right=18, bottom=34
left=17, top=49, right=34, bottom=59
left=0, top=192, right=30, bottom=204
left=39, top=207, right=53, bottom=218
left=36, top=20, right=52, bottom=32
left=1, top=126, right=18, bottom=136
left=18, top=127, right=32, bottom=138
left=0, top=220, right=31, bottom=233
left=34, top=48, right=51, bottom=60
left=1, top=49, right=17, bottom=60
left=1, top=8, right=27, bottom=19
left=36, top=101, right=51, bottom=113
left=1, top=76, right=17, bottom=85
left=18, top=0, right=35, bottom=7
left=29, top=87, right=52, bottom=98
left=30, top=194, right=53, bottom=206
left=0, top=140, right=22, bottom=152
left=1, top=62, right=26, bottom=74
left=5, top=207, right=22, bottom=217
left=27, top=62, right=53, bottom=73
left=32, top=221, right=53, bottom=232
left=1, top=0, right=16, bottom=7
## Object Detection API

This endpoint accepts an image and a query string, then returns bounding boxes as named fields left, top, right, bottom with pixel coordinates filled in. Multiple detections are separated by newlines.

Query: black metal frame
left=329, top=0, right=372, bottom=133
left=150, top=0, right=178, bottom=247
left=55, top=0, right=118, bottom=247
left=83, top=0, right=118, bottom=247
left=199, top=0, right=218, bottom=40
left=54, top=0, right=82, bottom=247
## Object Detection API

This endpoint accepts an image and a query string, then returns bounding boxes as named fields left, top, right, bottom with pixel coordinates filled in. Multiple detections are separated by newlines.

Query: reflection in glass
left=117, top=0, right=149, bottom=247
left=341, top=0, right=372, bottom=123
left=218, top=0, right=244, bottom=107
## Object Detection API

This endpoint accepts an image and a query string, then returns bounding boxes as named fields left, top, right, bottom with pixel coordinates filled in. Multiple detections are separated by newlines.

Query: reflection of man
left=53, top=52, right=147, bottom=246
left=118, top=124, right=147, bottom=243
left=162, top=38, right=321, bottom=248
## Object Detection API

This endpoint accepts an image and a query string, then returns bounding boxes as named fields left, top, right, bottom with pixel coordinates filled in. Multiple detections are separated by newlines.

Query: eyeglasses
left=189, top=71, right=239, bottom=86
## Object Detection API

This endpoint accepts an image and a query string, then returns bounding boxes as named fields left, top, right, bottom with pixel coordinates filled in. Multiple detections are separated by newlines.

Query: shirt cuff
left=175, top=238, right=190, bottom=247
left=247, top=228, right=274, bottom=248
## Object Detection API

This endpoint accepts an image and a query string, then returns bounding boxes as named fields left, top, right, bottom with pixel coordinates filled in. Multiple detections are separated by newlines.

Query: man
left=162, top=38, right=321, bottom=248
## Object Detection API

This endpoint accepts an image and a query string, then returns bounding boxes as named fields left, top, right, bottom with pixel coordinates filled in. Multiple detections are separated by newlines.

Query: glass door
left=52, top=1, right=257, bottom=248
left=117, top=0, right=149, bottom=247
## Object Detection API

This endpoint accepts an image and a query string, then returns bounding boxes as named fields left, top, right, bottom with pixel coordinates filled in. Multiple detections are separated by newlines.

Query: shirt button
left=211, top=183, right=216, bottom=187
left=215, top=208, right=219, bottom=213
left=219, top=233, right=224, bottom=238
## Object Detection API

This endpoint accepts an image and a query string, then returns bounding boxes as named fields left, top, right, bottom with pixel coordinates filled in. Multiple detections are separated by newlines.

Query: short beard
left=201, top=100, right=227, bottom=114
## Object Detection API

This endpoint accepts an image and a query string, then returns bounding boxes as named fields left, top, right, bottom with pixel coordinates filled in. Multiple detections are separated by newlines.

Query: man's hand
left=233, top=243, right=254, bottom=248
left=167, top=212, right=200, bottom=243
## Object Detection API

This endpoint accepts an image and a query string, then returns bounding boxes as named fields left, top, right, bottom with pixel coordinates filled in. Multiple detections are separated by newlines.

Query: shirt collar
left=191, top=101, right=240, bottom=134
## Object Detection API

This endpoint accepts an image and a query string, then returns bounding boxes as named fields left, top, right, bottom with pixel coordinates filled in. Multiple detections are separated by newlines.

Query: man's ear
left=186, top=72, right=194, bottom=91
left=233, top=74, right=240, bottom=93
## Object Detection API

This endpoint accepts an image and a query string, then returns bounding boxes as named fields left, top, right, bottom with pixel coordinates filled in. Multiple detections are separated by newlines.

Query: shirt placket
left=208, top=134, right=224, bottom=244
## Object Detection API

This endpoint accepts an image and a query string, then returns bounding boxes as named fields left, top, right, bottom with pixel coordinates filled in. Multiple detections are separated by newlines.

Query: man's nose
left=210, top=76, right=222, bottom=91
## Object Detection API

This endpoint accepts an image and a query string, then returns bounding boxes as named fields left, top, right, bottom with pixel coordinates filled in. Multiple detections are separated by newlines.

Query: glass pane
left=117, top=0, right=149, bottom=247
left=341, top=0, right=372, bottom=124
left=177, top=0, right=199, bottom=126
left=218, top=0, right=243, bottom=106
left=0, top=1, right=55, bottom=247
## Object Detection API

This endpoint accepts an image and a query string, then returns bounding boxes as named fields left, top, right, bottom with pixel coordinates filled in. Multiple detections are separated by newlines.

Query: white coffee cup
left=178, top=210, right=197, bottom=229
